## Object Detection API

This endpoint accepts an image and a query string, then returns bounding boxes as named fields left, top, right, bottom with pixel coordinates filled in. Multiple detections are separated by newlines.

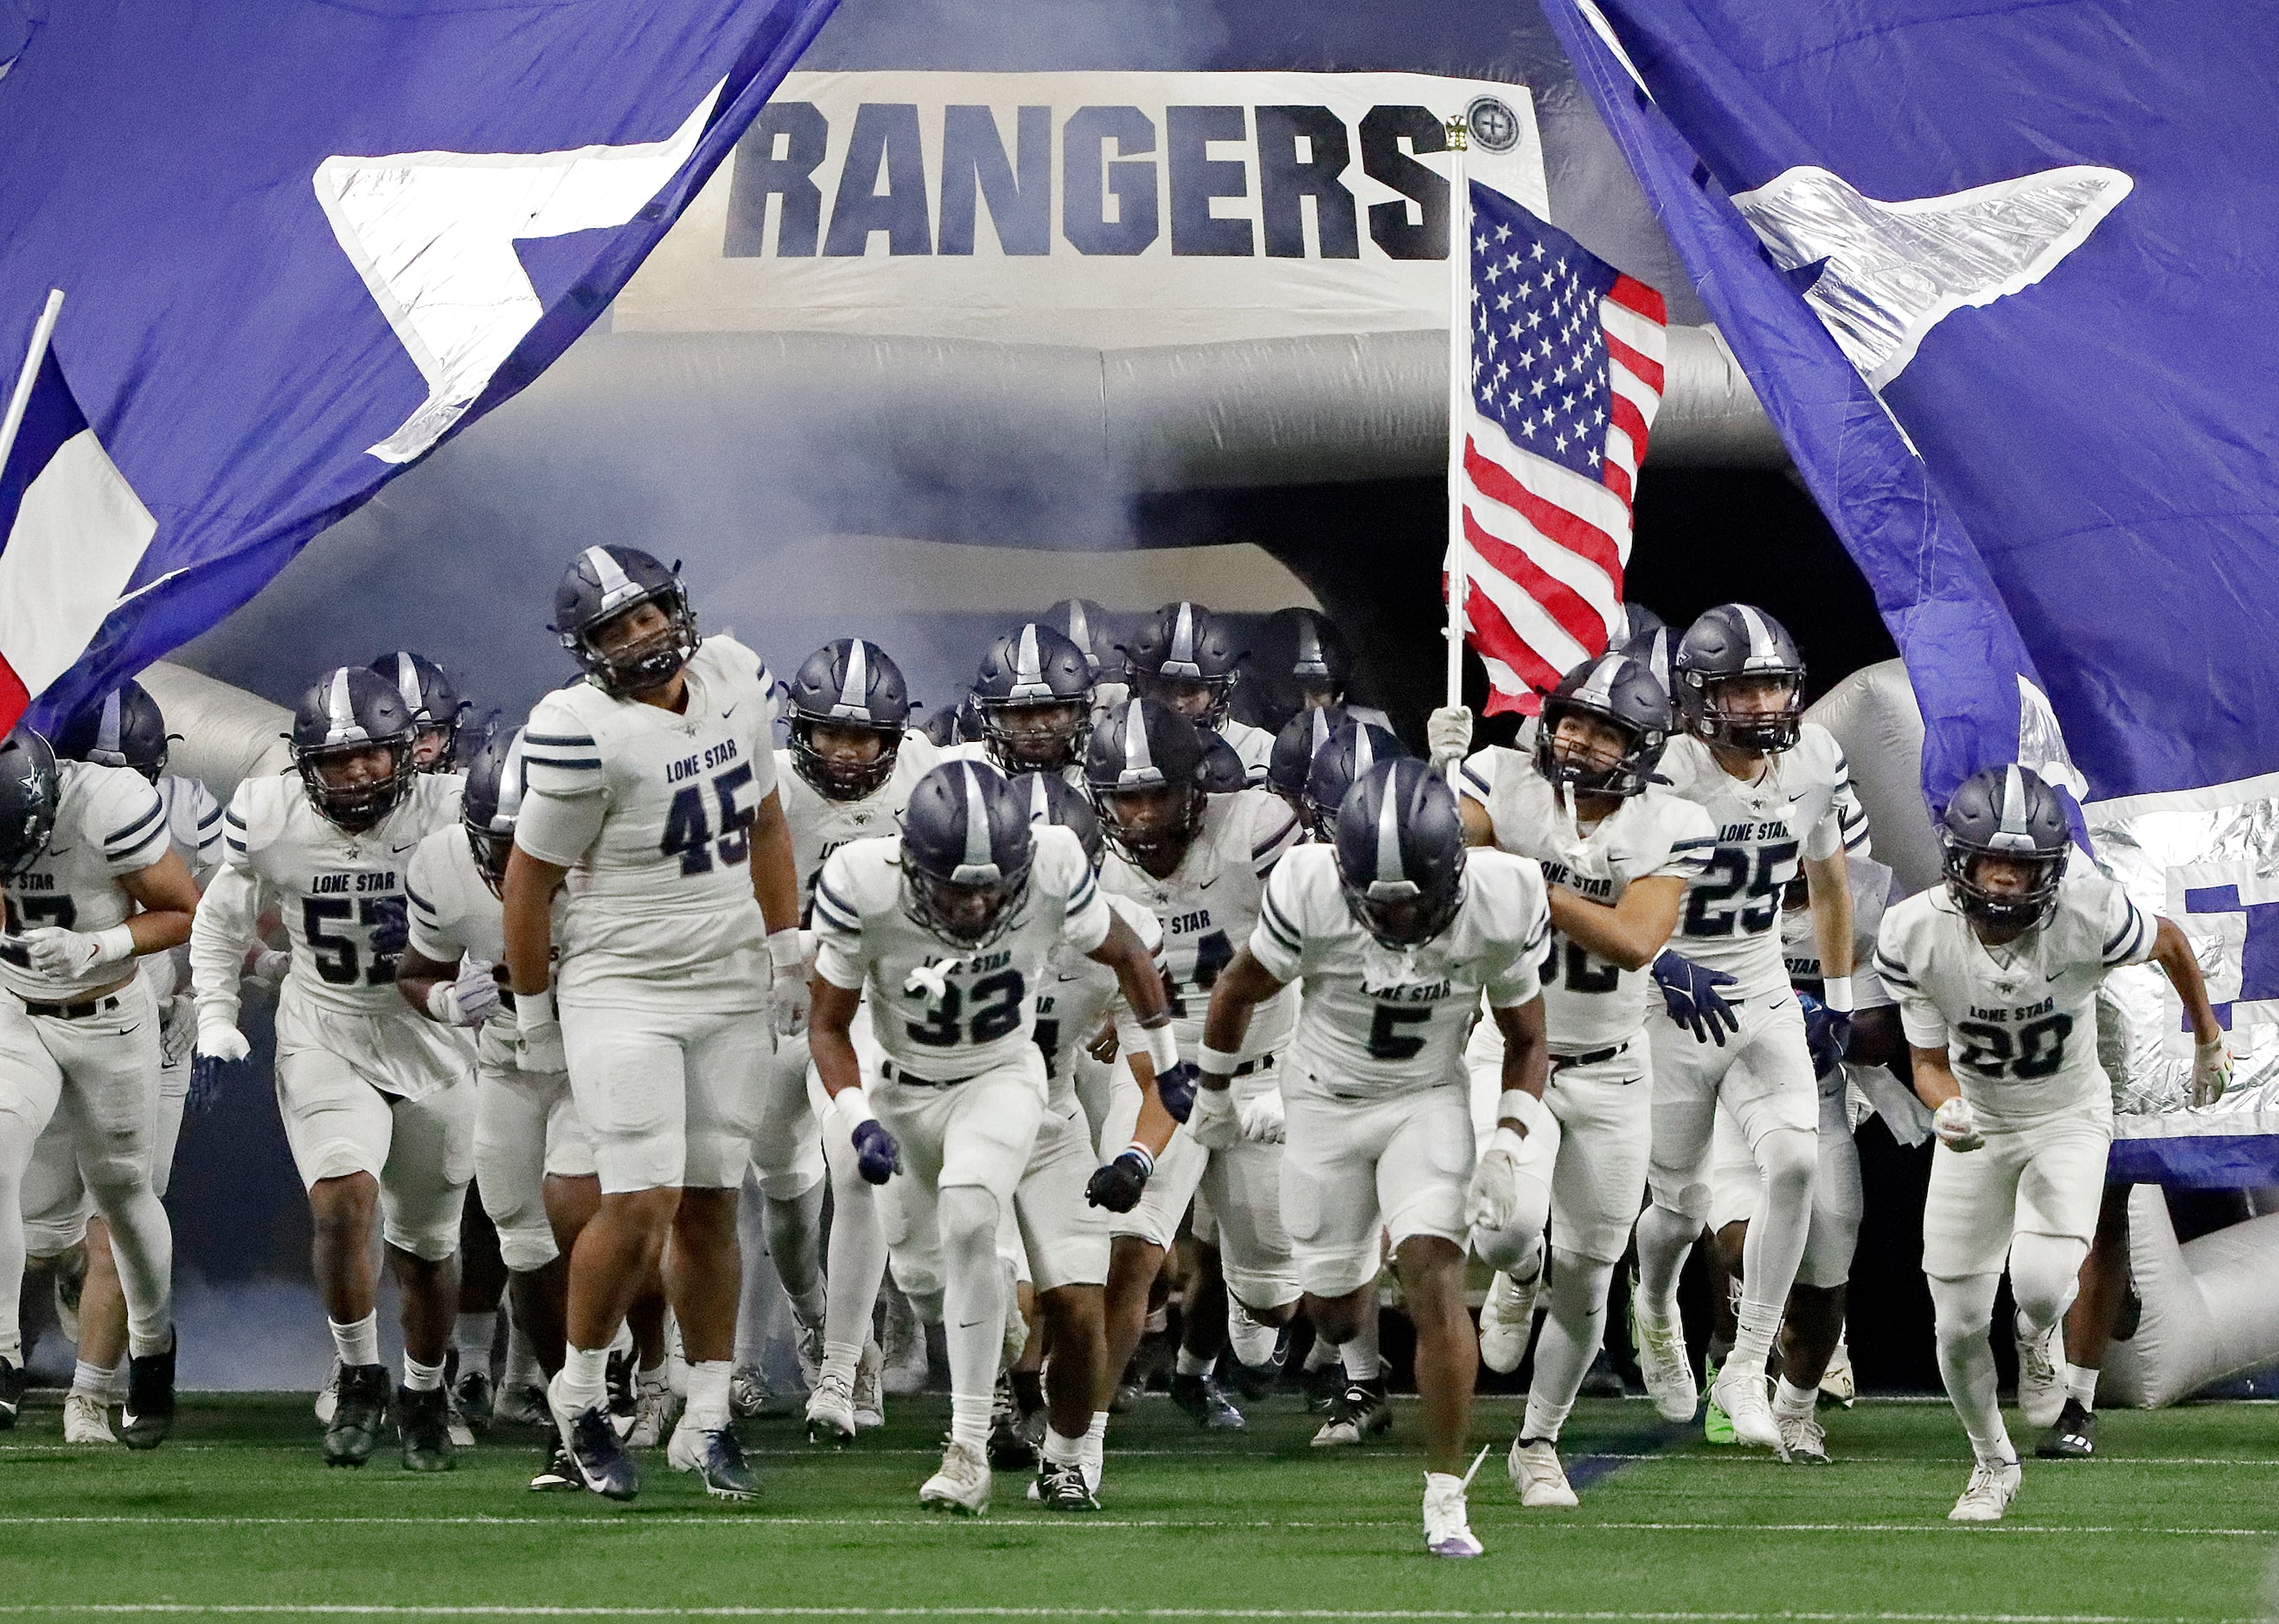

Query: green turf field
left=1, top=1391, right=2273, bottom=1621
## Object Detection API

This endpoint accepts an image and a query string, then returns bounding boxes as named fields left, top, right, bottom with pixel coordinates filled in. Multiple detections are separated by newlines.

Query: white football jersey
left=812, top=824, right=1112, bottom=1080
left=1099, top=788, right=1302, bottom=1063
left=1219, top=717, right=1274, bottom=787
left=1460, top=747, right=1716, bottom=1052
left=778, top=732, right=939, bottom=915
left=407, top=827, right=508, bottom=970
left=1875, top=862, right=2152, bottom=1128
left=1655, top=724, right=1869, bottom=1000
left=1252, top=844, right=1548, bottom=1097
left=1779, top=849, right=1896, bottom=1009
left=516, top=636, right=779, bottom=1006
left=1033, top=893, right=1162, bottom=1113
left=157, top=774, right=224, bottom=887
left=0, top=760, right=172, bottom=1001
left=938, top=738, right=1082, bottom=790
left=193, top=770, right=462, bottom=1018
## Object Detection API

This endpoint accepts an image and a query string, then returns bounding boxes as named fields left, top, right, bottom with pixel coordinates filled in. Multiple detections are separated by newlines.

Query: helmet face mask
left=1674, top=604, right=1806, bottom=755
left=1688, top=671, right=1802, bottom=753
left=1097, top=781, right=1204, bottom=867
left=292, top=668, right=419, bottom=834
left=980, top=698, right=1091, bottom=775
left=789, top=638, right=910, bottom=801
left=1084, top=698, right=1215, bottom=871
left=1533, top=653, right=1670, bottom=800
left=904, top=865, right=1032, bottom=949
left=0, top=727, right=61, bottom=881
left=554, top=547, right=700, bottom=700
left=1938, top=764, right=2071, bottom=937
left=973, top=623, right=1093, bottom=777
left=792, top=716, right=899, bottom=800
left=1333, top=760, right=1466, bottom=950
left=461, top=726, right=528, bottom=896
left=1125, top=603, right=1242, bottom=732
left=374, top=653, right=464, bottom=772
left=899, top=763, right=1036, bottom=950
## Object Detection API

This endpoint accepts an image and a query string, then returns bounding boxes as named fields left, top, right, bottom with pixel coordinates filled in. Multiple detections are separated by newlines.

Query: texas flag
left=0, top=296, right=157, bottom=732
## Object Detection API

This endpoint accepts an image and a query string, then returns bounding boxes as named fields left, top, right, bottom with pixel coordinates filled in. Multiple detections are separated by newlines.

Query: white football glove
left=1235, top=1090, right=1285, bottom=1144
left=1933, top=1095, right=1984, bottom=1153
left=2193, top=1036, right=2233, bottom=1109
left=427, top=964, right=503, bottom=1028
left=244, top=946, right=291, bottom=992
left=195, top=1020, right=251, bottom=1065
left=1189, top=1084, right=1240, bottom=1152
left=22, top=924, right=132, bottom=980
left=1464, top=1126, right=1526, bottom=1231
left=768, top=930, right=810, bottom=1039
left=1426, top=705, right=1474, bottom=770
left=515, top=988, right=567, bottom=1075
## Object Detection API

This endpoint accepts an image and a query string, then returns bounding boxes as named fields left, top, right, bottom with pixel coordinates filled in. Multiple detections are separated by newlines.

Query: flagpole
left=0, top=290, right=65, bottom=477
left=1442, top=117, right=1471, bottom=716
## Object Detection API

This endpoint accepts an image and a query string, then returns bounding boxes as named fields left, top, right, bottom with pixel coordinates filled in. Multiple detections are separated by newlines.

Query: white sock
left=454, top=1311, right=496, bottom=1361
left=684, top=1359, right=731, bottom=1430
left=820, top=1338, right=861, bottom=1388
left=1081, top=1410, right=1108, bottom=1492
left=330, top=1312, right=381, bottom=1369
left=2068, top=1365, right=2099, bottom=1408
left=1175, top=1347, right=1214, bottom=1378
left=1341, top=1316, right=1382, bottom=1383
left=1728, top=1300, right=1782, bottom=1378
left=951, top=1391, right=991, bottom=1452
left=1144, top=1304, right=1168, bottom=1335
left=72, top=1358, right=118, bottom=1398
left=403, top=1355, right=445, bottom=1394
left=554, top=1344, right=610, bottom=1416
left=1773, top=1376, right=1816, bottom=1418
left=1044, top=1426, right=1085, bottom=1466
left=1303, top=1337, right=1340, bottom=1372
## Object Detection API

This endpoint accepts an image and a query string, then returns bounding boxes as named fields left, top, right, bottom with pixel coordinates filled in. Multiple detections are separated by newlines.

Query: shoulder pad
left=223, top=773, right=298, bottom=865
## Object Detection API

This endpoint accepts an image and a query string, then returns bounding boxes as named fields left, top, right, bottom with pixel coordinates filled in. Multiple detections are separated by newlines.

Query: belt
left=879, top=1058, right=977, bottom=1090
left=21, top=993, right=124, bottom=1021
left=1226, top=1052, right=1276, bottom=1080
left=1551, top=1039, right=1630, bottom=1071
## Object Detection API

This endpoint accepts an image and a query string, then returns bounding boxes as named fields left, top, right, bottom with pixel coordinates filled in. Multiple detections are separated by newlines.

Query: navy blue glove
left=1652, top=949, right=1741, bottom=1046
left=367, top=901, right=409, bottom=960
left=187, top=1055, right=229, bottom=1116
left=851, top=1120, right=901, bottom=1186
left=1798, top=993, right=1851, bottom=1077
left=1154, top=1060, right=1201, bottom=1123
left=1085, top=1149, right=1152, bottom=1212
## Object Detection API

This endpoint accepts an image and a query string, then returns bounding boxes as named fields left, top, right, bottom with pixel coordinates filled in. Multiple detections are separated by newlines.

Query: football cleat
left=1423, top=1471, right=1483, bottom=1558
left=728, top=1365, right=770, bottom=1420
left=987, top=1376, right=1038, bottom=1469
left=1776, top=1408, right=1831, bottom=1465
left=605, top=1347, right=637, bottom=1436
left=2036, top=1397, right=2096, bottom=1459
left=1303, top=1359, right=1345, bottom=1414
left=1110, top=1378, right=1143, bottom=1414
left=1312, top=1378, right=1392, bottom=1448
left=1477, top=1266, right=1542, bottom=1375
left=1033, top=1456, right=1100, bottom=1512
left=323, top=1364, right=392, bottom=1467
left=312, top=1355, right=342, bottom=1425
left=2015, top=1320, right=2067, bottom=1429
left=1632, top=1298, right=1698, bottom=1423
left=493, top=1382, right=550, bottom=1430
left=1578, top=1348, right=1629, bottom=1400
left=805, top=1369, right=858, bottom=1447
left=120, top=1333, right=177, bottom=1451
left=529, top=1439, right=585, bottom=1492
left=880, top=1294, right=930, bottom=1395
left=667, top=1422, right=761, bottom=1501
left=0, top=1356, right=24, bottom=1429
left=628, top=1371, right=682, bottom=1448
left=1706, top=1363, right=1783, bottom=1455
left=559, top=1403, right=638, bottom=1502
left=1508, top=1437, right=1578, bottom=1507
left=397, top=1384, right=458, bottom=1472
left=919, top=1437, right=992, bottom=1516
left=1818, top=1336, right=1856, bottom=1408
left=1949, top=1456, right=2021, bottom=1522
left=451, top=1365, right=496, bottom=1428
left=854, top=1340, right=886, bottom=1430
left=62, top=1392, right=116, bottom=1445
left=791, top=1314, right=826, bottom=1394
left=1701, top=1359, right=1736, bottom=1445
left=1170, top=1371, right=1245, bottom=1431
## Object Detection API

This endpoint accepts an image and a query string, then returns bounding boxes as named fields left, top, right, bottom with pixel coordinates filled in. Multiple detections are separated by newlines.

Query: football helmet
left=1303, top=719, right=1406, bottom=841
left=1674, top=604, right=1806, bottom=753
left=553, top=546, right=698, bottom=700
left=1012, top=770, right=1104, bottom=872
left=922, top=691, right=983, bottom=749
left=1333, top=758, right=1468, bottom=951
left=56, top=681, right=169, bottom=780
left=1085, top=697, right=1219, bottom=867
left=461, top=726, right=530, bottom=895
left=1620, top=601, right=1668, bottom=643
left=1939, top=764, right=2071, bottom=934
left=1533, top=653, right=1671, bottom=799
left=974, top=623, right=1093, bottom=775
left=290, top=667, right=419, bottom=833
left=1038, top=598, right=1117, bottom=681
left=371, top=652, right=464, bottom=770
left=1123, top=601, right=1243, bottom=729
left=1245, top=607, right=1355, bottom=732
left=788, top=638, right=911, bottom=802
left=0, top=726, right=61, bottom=880
left=899, top=760, right=1035, bottom=949
left=1269, top=704, right=1351, bottom=804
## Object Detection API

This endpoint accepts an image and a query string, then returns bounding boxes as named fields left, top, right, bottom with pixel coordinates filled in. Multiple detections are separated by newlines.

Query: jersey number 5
left=1682, top=841, right=1799, bottom=940
left=660, top=764, right=756, bottom=877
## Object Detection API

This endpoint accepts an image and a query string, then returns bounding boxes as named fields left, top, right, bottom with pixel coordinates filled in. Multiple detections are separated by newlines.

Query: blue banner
left=0, top=0, right=836, bottom=735
left=1540, top=0, right=2279, bottom=816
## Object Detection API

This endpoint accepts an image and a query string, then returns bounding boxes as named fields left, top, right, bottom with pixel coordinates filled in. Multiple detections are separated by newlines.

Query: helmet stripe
left=1576, top=654, right=1623, bottom=707
left=834, top=640, right=873, bottom=720
left=1373, top=770, right=1404, bottom=885
left=1162, top=604, right=1203, bottom=679
left=392, top=652, right=423, bottom=718
left=1309, top=707, right=1334, bottom=755
left=496, top=730, right=529, bottom=824
left=93, top=690, right=125, bottom=763
left=1353, top=726, right=1376, bottom=783
left=1734, top=604, right=1783, bottom=670
left=955, top=764, right=1001, bottom=882
left=1294, top=618, right=1327, bottom=678
left=583, top=547, right=640, bottom=614
left=1120, top=703, right=1156, bottom=785
left=1009, top=623, right=1050, bottom=700
left=1027, top=771, right=1051, bottom=824
left=325, top=668, right=367, bottom=745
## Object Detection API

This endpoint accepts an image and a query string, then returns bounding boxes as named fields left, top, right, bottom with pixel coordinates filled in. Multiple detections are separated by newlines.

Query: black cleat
left=605, top=1346, right=637, bottom=1435
left=667, top=1420, right=761, bottom=1501
left=1311, top=1377, right=1392, bottom=1448
left=529, top=1438, right=586, bottom=1491
left=451, top=1365, right=495, bottom=1429
left=121, top=1333, right=177, bottom=1451
left=0, top=1356, right=23, bottom=1429
left=1169, top=1371, right=1245, bottom=1431
left=1578, top=1348, right=1630, bottom=1399
left=2036, top=1397, right=2096, bottom=1459
left=1033, top=1456, right=1099, bottom=1512
left=1303, top=1359, right=1345, bottom=1414
left=562, top=1403, right=639, bottom=1501
left=988, top=1376, right=1039, bottom=1470
left=323, top=1364, right=392, bottom=1467
left=397, top=1384, right=458, bottom=1472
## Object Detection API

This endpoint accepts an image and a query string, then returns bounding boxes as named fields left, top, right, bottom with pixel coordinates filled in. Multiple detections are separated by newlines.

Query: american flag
left=1451, top=181, right=1667, bottom=714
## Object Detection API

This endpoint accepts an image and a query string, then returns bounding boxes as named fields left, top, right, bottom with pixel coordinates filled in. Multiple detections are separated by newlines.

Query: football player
left=40, top=681, right=221, bottom=1444
left=1035, top=599, right=1123, bottom=714
left=503, top=546, right=803, bottom=1503
left=1245, top=607, right=1392, bottom=736
left=190, top=668, right=471, bottom=1467
left=395, top=726, right=611, bottom=1487
left=963, top=623, right=1095, bottom=781
left=1449, top=652, right=1714, bottom=1504
left=755, top=638, right=935, bottom=1443
left=1088, top=699, right=1303, bottom=1434
left=805, top=758, right=1178, bottom=1514
left=1198, top=758, right=1551, bottom=1557
left=372, top=652, right=466, bottom=773
left=0, top=724, right=198, bottom=1448
left=1624, top=605, right=1869, bottom=1454
left=1877, top=764, right=2225, bottom=1521
left=1122, top=602, right=1274, bottom=785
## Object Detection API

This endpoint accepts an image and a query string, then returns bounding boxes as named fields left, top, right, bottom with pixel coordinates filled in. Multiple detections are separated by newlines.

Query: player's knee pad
left=1545, top=1248, right=1616, bottom=1327
left=2007, top=1231, right=2087, bottom=1330
left=21, top=1213, right=86, bottom=1260
left=1927, top=1272, right=1999, bottom=1343
left=494, top=1221, right=559, bottom=1274
left=1752, top=1126, right=1817, bottom=1205
left=938, top=1185, right=999, bottom=1260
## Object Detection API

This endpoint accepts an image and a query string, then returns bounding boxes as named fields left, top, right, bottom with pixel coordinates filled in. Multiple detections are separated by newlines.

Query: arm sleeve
left=1247, top=859, right=1308, bottom=984
left=2097, top=877, right=2156, bottom=968
left=404, top=844, right=464, bottom=965
left=97, top=773, right=170, bottom=876
left=513, top=788, right=606, bottom=868
left=1249, top=794, right=1302, bottom=880
left=809, top=849, right=869, bottom=991
left=1486, top=877, right=1551, bottom=1008
left=189, top=862, right=261, bottom=1028
left=1055, top=834, right=1112, bottom=956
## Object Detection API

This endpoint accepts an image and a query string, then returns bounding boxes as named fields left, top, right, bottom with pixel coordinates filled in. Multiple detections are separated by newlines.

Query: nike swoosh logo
left=2046, top=970, right=2066, bottom=982
left=956, top=1319, right=987, bottom=1330
left=1196, top=875, right=1219, bottom=891
left=722, top=704, right=739, bottom=719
